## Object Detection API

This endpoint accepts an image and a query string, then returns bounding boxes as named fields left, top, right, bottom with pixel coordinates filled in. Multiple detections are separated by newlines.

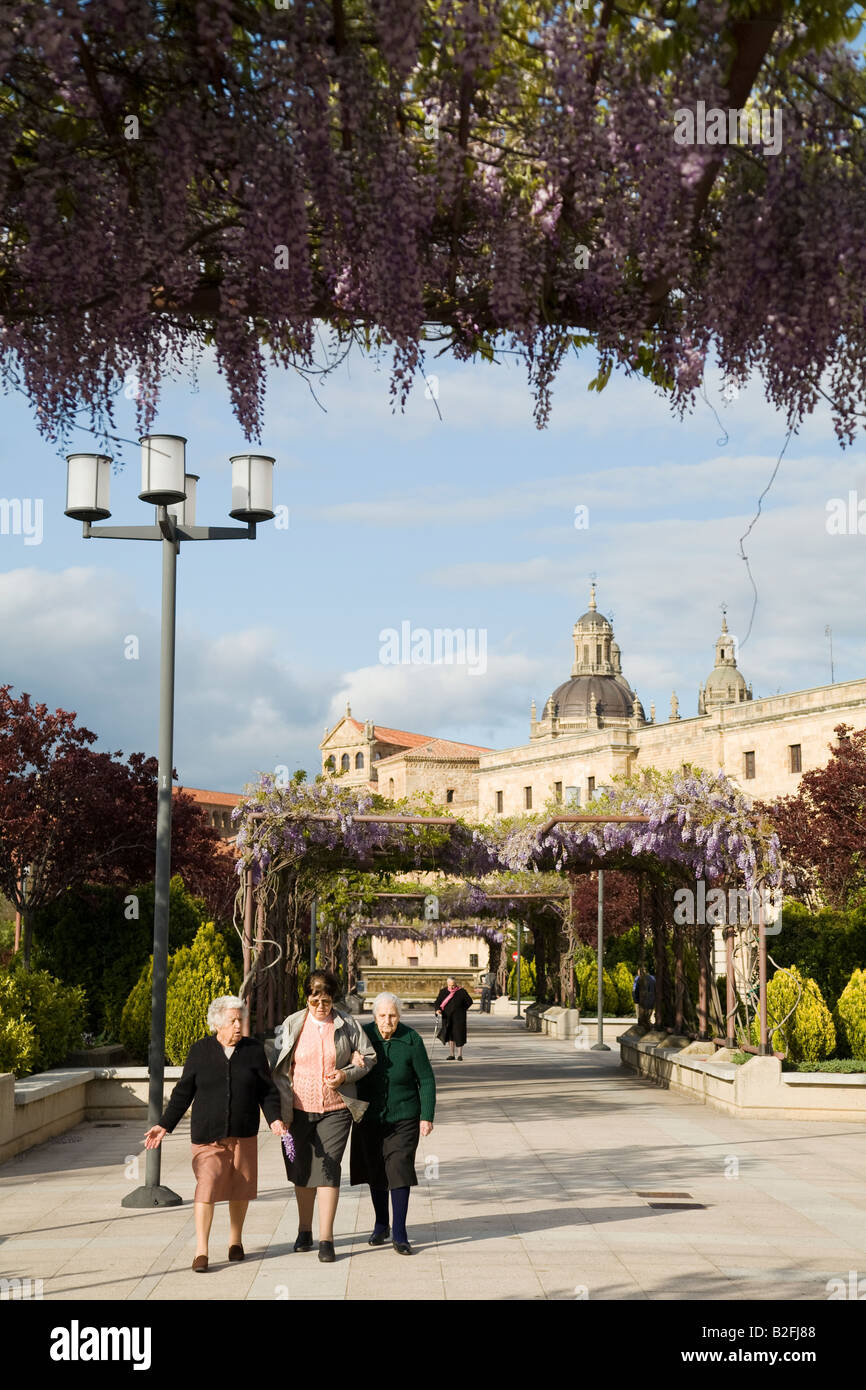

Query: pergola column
left=673, top=915, right=685, bottom=1034
left=724, top=924, right=736, bottom=1048
left=697, top=922, right=711, bottom=1041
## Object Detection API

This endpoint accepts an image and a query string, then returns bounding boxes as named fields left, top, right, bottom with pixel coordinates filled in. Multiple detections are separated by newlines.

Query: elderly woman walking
left=350, top=992, right=435, bottom=1255
left=434, top=976, right=474, bottom=1060
left=273, top=969, right=376, bottom=1263
left=144, top=995, right=286, bottom=1272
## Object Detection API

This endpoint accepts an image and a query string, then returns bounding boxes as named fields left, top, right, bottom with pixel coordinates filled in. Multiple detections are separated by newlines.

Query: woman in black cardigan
left=144, top=995, right=286, bottom=1272
left=434, top=977, right=474, bottom=1060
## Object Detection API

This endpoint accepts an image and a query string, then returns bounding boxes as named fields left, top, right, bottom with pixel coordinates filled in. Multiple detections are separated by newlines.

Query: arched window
left=341, top=754, right=350, bottom=772
left=388, top=778, right=395, bottom=797
left=355, top=751, right=364, bottom=769
left=325, top=755, right=335, bottom=771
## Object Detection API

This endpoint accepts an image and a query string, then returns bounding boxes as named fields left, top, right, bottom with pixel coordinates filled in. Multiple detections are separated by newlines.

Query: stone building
left=321, top=583, right=866, bottom=817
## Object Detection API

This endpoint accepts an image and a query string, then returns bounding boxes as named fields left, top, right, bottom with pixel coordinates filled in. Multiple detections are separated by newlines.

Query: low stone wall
left=0, top=1067, right=184, bottom=1165
left=619, top=1027, right=866, bottom=1123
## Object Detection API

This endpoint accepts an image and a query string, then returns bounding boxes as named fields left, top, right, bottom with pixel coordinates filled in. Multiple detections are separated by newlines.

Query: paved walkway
left=2, top=1013, right=866, bottom=1301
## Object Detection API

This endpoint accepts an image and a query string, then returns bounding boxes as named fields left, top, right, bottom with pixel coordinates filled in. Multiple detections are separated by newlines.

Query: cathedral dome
left=698, top=612, right=752, bottom=713
left=549, top=675, right=645, bottom=721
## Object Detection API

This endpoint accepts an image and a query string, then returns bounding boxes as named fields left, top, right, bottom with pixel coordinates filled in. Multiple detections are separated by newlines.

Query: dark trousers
left=480, top=988, right=491, bottom=1013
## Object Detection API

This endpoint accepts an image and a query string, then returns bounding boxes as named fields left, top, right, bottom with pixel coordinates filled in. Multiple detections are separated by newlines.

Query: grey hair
left=207, top=996, right=247, bottom=1032
left=371, top=991, right=402, bottom=1018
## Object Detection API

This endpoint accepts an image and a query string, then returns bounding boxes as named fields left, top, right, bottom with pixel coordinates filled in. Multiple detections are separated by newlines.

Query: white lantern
left=65, top=454, right=112, bottom=521
left=139, top=435, right=187, bottom=506
left=229, top=454, right=275, bottom=522
left=166, top=475, right=199, bottom=526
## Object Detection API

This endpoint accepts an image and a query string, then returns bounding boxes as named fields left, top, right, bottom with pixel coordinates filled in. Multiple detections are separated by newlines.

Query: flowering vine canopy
left=3, top=2, right=865, bottom=445
left=234, top=767, right=782, bottom=898
left=493, top=767, right=783, bottom=893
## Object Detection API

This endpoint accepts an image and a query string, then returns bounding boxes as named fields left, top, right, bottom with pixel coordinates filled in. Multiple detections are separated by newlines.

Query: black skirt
left=284, top=1108, right=352, bottom=1188
left=350, top=1115, right=420, bottom=1190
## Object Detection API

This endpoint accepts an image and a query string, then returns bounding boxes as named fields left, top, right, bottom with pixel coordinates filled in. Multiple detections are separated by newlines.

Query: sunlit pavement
left=2, top=1012, right=866, bottom=1301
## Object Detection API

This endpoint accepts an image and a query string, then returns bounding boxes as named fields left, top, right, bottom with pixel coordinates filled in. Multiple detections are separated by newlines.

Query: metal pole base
left=590, top=1042, right=611, bottom=1051
left=121, top=1184, right=183, bottom=1209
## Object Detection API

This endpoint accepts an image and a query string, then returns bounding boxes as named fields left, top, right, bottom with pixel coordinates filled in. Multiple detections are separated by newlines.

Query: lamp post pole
left=65, top=438, right=276, bottom=1208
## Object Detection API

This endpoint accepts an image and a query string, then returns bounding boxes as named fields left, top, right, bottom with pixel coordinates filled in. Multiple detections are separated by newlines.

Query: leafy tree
left=1, top=3, right=864, bottom=445
left=0, top=963, right=87, bottom=1073
left=507, top=957, right=535, bottom=998
left=0, top=685, right=233, bottom=968
left=769, top=901, right=866, bottom=1007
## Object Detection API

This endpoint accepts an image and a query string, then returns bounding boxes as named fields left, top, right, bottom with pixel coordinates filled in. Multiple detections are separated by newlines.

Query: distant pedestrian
left=351, top=992, right=435, bottom=1255
left=434, top=976, right=473, bottom=1060
left=272, top=969, right=377, bottom=1263
left=143, top=996, right=286, bottom=1273
left=479, top=969, right=496, bottom=1013
left=633, top=970, right=656, bottom=1021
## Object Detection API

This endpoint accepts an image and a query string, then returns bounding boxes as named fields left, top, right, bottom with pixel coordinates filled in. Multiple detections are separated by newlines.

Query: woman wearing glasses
left=273, top=969, right=376, bottom=1262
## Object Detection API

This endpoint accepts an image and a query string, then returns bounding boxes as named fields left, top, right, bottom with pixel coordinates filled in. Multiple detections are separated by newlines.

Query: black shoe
left=392, top=1240, right=413, bottom=1255
left=293, top=1230, right=313, bottom=1252
left=458, top=1056, right=464, bottom=1061
left=368, top=1226, right=390, bottom=1246
left=446, top=1055, right=455, bottom=1060
left=318, top=1240, right=336, bottom=1263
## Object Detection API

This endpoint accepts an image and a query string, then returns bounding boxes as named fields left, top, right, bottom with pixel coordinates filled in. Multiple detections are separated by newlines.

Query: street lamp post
left=65, top=437, right=275, bottom=1208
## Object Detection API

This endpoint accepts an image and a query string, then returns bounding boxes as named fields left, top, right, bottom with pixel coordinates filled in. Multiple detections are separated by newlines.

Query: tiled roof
left=375, top=737, right=492, bottom=765
left=347, top=718, right=435, bottom=748
left=177, top=787, right=242, bottom=807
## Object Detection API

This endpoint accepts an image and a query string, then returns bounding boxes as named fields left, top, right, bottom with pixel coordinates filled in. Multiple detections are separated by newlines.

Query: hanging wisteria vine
left=2, top=2, right=864, bottom=444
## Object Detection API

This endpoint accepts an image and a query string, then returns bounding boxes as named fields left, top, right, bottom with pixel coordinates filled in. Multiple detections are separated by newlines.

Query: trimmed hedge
left=0, top=964, right=87, bottom=1075
left=507, top=958, right=536, bottom=999
left=834, top=968, right=866, bottom=1060
left=612, top=961, right=637, bottom=1015
left=782, top=1058, right=866, bottom=1073
left=752, top=965, right=835, bottom=1064
left=165, top=923, right=240, bottom=1064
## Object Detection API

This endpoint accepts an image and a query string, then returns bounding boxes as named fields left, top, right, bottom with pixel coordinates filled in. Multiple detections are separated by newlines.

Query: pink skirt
left=190, top=1136, right=258, bottom=1203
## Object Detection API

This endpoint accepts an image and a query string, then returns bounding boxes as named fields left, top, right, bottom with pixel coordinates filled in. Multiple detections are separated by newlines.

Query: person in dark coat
left=351, top=992, right=435, bottom=1255
left=144, top=995, right=286, bottom=1273
left=434, top=976, right=473, bottom=1060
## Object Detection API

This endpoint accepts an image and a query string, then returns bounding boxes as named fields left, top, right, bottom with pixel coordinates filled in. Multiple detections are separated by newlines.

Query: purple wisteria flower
left=281, top=1132, right=295, bottom=1163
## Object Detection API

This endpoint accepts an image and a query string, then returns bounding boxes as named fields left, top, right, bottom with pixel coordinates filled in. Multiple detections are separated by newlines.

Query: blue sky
left=1, top=343, right=864, bottom=793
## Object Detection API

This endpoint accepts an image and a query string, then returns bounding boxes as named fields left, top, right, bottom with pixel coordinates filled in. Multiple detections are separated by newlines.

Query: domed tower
left=698, top=612, right=753, bottom=713
left=531, top=583, right=646, bottom=737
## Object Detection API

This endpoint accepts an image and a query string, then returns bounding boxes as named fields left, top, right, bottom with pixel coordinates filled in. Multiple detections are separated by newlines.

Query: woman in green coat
left=350, top=991, right=436, bottom=1255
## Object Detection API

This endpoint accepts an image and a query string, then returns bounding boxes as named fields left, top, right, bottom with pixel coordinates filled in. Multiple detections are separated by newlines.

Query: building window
left=325, top=755, right=335, bottom=771
left=407, top=956, right=418, bottom=968
left=446, top=788, right=454, bottom=803
left=789, top=744, right=802, bottom=773
left=554, top=782, right=562, bottom=802
left=388, top=778, right=395, bottom=797
left=469, top=954, right=479, bottom=968
left=596, top=643, right=602, bottom=664
left=495, top=791, right=503, bottom=813
left=341, top=753, right=350, bottom=772
left=355, top=751, right=364, bottom=769
left=524, top=787, right=532, bottom=810
left=587, top=776, right=595, bottom=797
left=744, top=751, right=756, bottom=779
left=222, top=812, right=230, bottom=830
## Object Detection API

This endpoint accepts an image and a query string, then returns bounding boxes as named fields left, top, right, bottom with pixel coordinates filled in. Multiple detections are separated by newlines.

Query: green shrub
left=578, top=960, right=618, bottom=1014
left=0, top=1013, right=38, bottom=1076
left=507, top=958, right=536, bottom=998
left=770, top=902, right=866, bottom=1007
left=120, top=959, right=156, bottom=1063
left=34, top=875, right=210, bottom=1039
left=612, top=961, right=636, bottom=1015
left=164, top=923, right=240, bottom=1065
left=834, top=968, right=866, bottom=1060
left=784, top=1058, right=866, bottom=1073
left=0, top=965, right=87, bottom=1074
left=752, top=965, right=835, bottom=1064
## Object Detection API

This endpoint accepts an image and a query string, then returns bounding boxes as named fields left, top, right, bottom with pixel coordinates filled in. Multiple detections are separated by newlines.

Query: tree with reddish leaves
left=759, top=723, right=866, bottom=911
left=0, top=686, right=231, bottom=967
